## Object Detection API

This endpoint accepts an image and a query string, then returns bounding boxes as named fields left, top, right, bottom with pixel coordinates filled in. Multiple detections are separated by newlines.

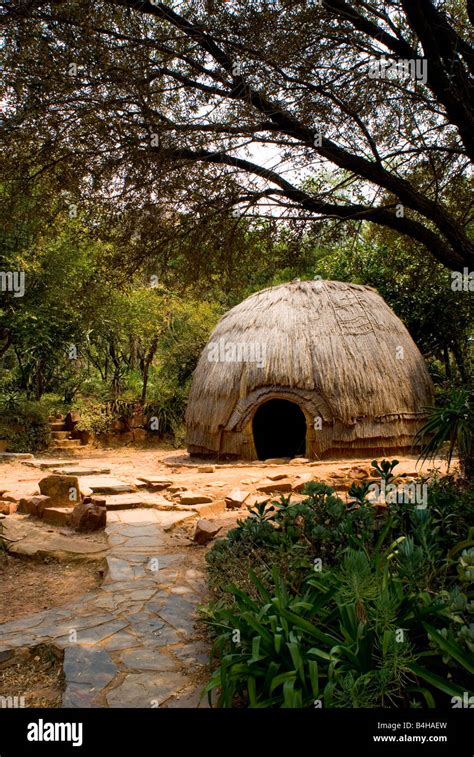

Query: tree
left=1, top=0, right=473, bottom=272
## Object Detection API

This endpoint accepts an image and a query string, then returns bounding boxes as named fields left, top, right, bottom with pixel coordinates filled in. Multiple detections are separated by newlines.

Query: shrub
left=0, top=399, right=51, bottom=452
left=203, top=472, right=474, bottom=708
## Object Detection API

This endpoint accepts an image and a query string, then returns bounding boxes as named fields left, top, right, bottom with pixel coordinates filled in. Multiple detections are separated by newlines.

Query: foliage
left=415, top=388, right=474, bottom=481
left=0, top=398, right=50, bottom=452
left=204, top=466, right=474, bottom=708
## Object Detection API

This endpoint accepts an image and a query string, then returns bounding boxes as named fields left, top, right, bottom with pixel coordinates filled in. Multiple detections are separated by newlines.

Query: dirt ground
left=0, top=553, right=103, bottom=624
left=0, top=644, right=64, bottom=708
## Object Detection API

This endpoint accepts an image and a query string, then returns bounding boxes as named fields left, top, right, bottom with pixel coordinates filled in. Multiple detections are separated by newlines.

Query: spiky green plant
left=415, top=388, right=473, bottom=481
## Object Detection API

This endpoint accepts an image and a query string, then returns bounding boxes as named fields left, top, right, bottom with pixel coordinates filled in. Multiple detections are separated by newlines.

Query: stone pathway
left=0, top=509, right=210, bottom=708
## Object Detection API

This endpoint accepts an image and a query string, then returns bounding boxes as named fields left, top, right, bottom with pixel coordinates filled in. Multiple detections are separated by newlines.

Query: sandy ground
left=0, top=445, right=449, bottom=502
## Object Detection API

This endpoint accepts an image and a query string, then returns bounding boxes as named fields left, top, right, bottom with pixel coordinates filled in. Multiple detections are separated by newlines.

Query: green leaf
left=422, top=623, right=474, bottom=674
left=408, top=663, right=467, bottom=698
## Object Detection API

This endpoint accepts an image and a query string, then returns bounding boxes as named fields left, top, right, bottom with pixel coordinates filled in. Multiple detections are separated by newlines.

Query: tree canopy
left=2, top=0, right=473, bottom=271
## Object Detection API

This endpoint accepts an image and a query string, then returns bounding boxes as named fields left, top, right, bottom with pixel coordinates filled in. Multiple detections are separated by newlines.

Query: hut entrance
left=252, top=399, right=306, bottom=460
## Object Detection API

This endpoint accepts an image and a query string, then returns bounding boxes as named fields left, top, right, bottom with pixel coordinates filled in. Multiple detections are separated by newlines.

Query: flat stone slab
left=0, top=453, right=34, bottom=460
left=106, top=509, right=193, bottom=526
left=22, top=458, right=72, bottom=469
left=52, top=467, right=111, bottom=476
left=120, top=648, right=177, bottom=672
left=56, top=619, right=128, bottom=646
left=64, top=647, right=118, bottom=688
left=104, top=494, right=146, bottom=510
left=79, top=476, right=136, bottom=494
left=106, top=671, right=187, bottom=708
left=3, top=520, right=108, bottom=561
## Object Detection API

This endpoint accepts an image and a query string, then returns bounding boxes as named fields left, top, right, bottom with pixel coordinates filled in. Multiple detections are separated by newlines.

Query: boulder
left=70, top=501, right=106, bottom=532
left=289, top=457, right=310, bottom=464
left=225, top=488, right=250, bottom=509
left=38, top=475, right=81, bottom=506
left=267, top=473, right=289, bottom=481
left=193, top=519, right=222, bottom=545
left=178, top=491, right=213, bottom=505
left=198, top=465, right=215, bottom=473
left=17, top=495, right=51, bottom=517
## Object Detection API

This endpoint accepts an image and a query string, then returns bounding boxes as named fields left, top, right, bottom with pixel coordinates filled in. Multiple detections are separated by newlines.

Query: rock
left=245, top=493, right=271, bottom=508
left=137, top=478, right=173, bottom=491
left=132, top=428, right=148, bottom=443
left=0, top=500, right=16, bottom=515
left=193, top=519, right=222, bottom=544
left=198, top=465, right=215, bottom=473
left=38, top=475, right=82, bottom=506
left=42, top=507, right=72, bottom=527
left=225, top=488, right=250, bottom=509
left=257, top=479, right=293, bottom=493
left=177, top=499, right=226, bottom=517
left=168, top=484, right=187, bottom=493
left=348, top=466, right=370, bottom=480
left=292, top=474, right=314, bottom=492
left=264, top=457, right=291, bottom=464
left=17, top=495, right=51, bottom=517
left=0, top=452, right=34, bottom=460
left=267, top=473, right=288, bottom=481
left=70, top=501, right=106, bottom=532
left=178, top=491, right=213, bottom=505
left=289, top=457, right=310, bottom=464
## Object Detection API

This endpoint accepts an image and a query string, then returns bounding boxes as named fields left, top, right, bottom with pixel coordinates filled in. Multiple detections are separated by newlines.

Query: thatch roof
left=185, top=280, right=433, bottom=454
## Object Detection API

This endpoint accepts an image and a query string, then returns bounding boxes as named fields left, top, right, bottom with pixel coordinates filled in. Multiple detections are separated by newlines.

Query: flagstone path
left=0, top=509, right=210, bottom=708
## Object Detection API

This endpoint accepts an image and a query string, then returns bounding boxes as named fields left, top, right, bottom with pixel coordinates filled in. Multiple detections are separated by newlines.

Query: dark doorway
left=252, top=399, right=307, bottom=460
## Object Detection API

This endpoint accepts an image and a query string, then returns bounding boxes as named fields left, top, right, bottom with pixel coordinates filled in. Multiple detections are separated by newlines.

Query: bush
left=203, top=471, right=474, bottom=708
left=0, top=399, right=51, bottom=452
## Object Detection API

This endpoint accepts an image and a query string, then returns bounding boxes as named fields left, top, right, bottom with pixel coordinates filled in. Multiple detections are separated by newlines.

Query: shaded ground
left=0, top=644, right=64, bottom=708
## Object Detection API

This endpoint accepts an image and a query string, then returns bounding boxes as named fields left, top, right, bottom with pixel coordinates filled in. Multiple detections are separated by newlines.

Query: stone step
left=51, top=431, right=70, bottom=440
left=102, top=494, right=146, bottom=511
left=51, top=439, right=81, bottom=449
left=80, top=476, right=136, bottom=494
left=52, top=466, right=111, bottom=476
left=42, top=506, right=72, bottom=527
left=0, top=452, right=34, bottom=460
left=50, top=422, right=67, bottom=431
left=22, top=458, right=84, bottom=469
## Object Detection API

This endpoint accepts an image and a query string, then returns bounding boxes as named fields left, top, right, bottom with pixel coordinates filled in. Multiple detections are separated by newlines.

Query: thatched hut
left=185, top=280, right=434, bottom=460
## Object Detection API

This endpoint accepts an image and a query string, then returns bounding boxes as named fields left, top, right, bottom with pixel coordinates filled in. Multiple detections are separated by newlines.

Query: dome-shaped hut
left=185, top=280, right=433, bottom=460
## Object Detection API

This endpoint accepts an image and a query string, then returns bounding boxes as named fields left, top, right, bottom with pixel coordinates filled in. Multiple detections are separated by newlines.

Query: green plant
left=415, top=387, right=473, bottom=481
left=371, top=459, right=400, bottom=484
left=204, top=473, right=474, bottom=708
left=348, top=480, right=372, bottom=504
left=0, top=399, right=51, bottom=452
